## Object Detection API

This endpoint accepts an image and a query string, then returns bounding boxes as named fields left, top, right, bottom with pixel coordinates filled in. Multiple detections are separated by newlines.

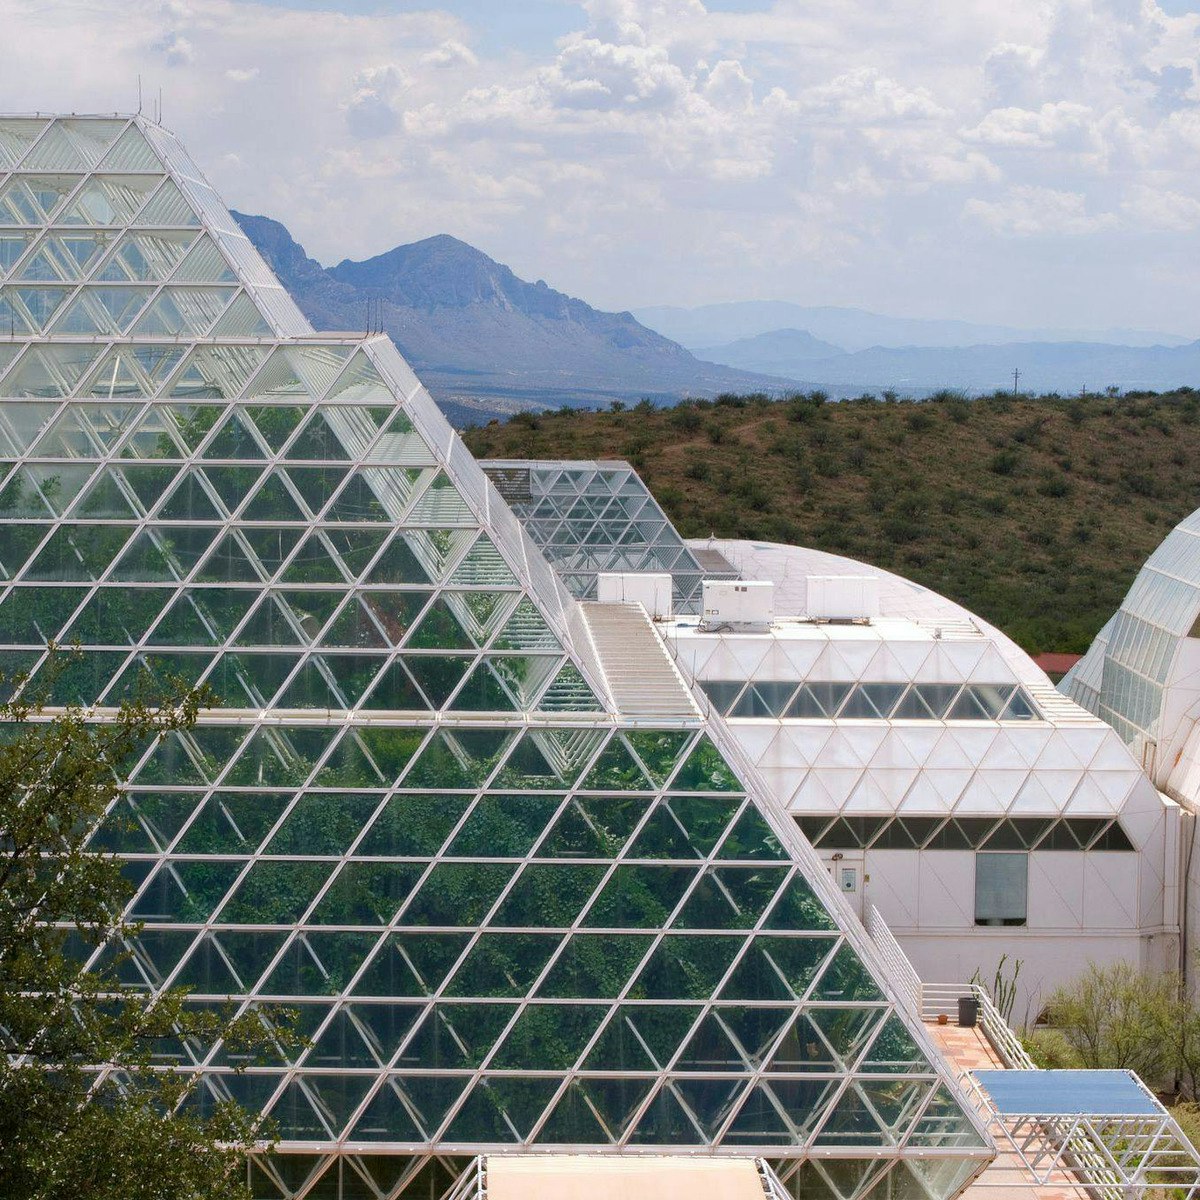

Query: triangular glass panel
left=158, top=471, right=223, bottom=521
left=175, top=791, right=292, bottom=854
left=906, top=1085, right=988, bottom=1148
left=18, top=232, right=117, bottom=282
left=1, top=286, right=71, bottom=334
left=583, top=735, right=654, bottom=790
left=0, top=118, right=48, bottom=169
left=131, top=287, right=234, bottom=337
left=50, top=285, right=154, bottom=334
left=81, top=345, right=185, bottom=399
left=492, top=598, right=560, bottom=651
left=671, top=736, right=743, bottom=792
left=247, top=347, right=350, bottom=401
left=626, top=1085, right=704, bottom=1145
left=58, top=174, right=161, bottom=226
left=137, top=177, right=202, bottom=226
left=362, top=532, right=434, bottom=585
left=407, top=472, right=472, bottom=523
left=96, top=230, right=197, bottom=281
left=39, top=118, right=125, bottom=168
left=203, top=410, right=268, bottom=461
left=346, top=1081, right=425, bottom=1143
left=812, top=943, right=886, bottom=1003
left=171, top=234, right=237, bottom=283
left=322, top=468, right=399, bottom=523
left=0, top=232, right=35, bottom=276
left=21, top=120, right=90, bottom=170
left=0, top=174, right=77, bottom=225
left=448, top=534, right=517, bottom=586
left=211, top=292, right=272, bottom=336
left=4, top=344, right=101, bottom=397
left=351, top=933, right=470, bottom=998
left=98, top=123, right=160, bottom=171
left=444, top=932, right=562, bottom=998
left=448, top=659, right=520, bottom=713
left=858, top=1014, right=932, bottom=1074
left=168, top=345, right=269, bottom=399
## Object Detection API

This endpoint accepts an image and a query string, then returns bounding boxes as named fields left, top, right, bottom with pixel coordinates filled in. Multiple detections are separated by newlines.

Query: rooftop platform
left=923, top=1009, right=1200, bottom=1200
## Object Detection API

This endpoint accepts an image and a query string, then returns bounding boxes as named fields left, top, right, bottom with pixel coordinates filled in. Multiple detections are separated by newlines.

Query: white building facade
left=658, top=540, right=1178, bottom=1018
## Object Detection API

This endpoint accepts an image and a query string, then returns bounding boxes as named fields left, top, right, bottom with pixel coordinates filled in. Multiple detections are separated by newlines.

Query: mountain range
left=236, top=214, right=1200, bottom=413
left=635, top=300, right=1192, bottom=353
left=682, top=327, right=1200, bottom=394
left=235, top=214, right=788, bottom=424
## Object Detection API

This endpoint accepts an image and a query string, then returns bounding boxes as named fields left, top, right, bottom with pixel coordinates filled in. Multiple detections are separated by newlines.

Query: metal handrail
left=866, top=905, right=922, bottom=1019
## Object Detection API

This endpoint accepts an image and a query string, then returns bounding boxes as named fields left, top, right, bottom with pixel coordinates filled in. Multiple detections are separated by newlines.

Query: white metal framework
left=961, top=1071, right=1200, bottom=1200
left=0, top=113, right=993, bottom=1200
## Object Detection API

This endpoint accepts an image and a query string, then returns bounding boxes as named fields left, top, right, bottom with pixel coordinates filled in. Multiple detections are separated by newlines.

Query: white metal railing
left=920, top=981, right=1036, bottom=1071
left=866, top=905, right=922, bottom=1019
left=445, top=1157, right=485, bottom=1200
left=866, top=911, right=1200, bottom=1198
left=758, top=1160, right=794, bottom=1200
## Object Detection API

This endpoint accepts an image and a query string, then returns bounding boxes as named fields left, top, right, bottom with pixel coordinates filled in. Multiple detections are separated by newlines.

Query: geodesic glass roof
left=482, top=460, right=737, bottom=614
left=0, top=115, right=990, bottom=1200
left=1062, top=508, right=1200, bottom=745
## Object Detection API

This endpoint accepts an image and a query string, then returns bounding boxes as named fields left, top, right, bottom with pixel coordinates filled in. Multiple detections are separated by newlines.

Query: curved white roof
left=688, top=537, right=1048, bottom=687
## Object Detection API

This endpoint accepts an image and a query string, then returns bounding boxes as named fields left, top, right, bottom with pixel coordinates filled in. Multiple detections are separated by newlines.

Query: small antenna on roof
left=137, top=76, right=143, bottom=115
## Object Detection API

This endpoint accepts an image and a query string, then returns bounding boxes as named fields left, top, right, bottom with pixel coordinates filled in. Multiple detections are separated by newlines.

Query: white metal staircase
left=580, top=601, right=700, bottom=719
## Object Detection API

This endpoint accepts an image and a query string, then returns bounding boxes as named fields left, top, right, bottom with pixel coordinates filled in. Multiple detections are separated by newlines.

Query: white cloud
left=963, top=185, right=1116, bottom=236
left=156, top=31, right=194, bottom=66
left=0, top=0, right=1198, bottom=332
left=1122, top=184, right=1200, bottom=231
left=792, top=68, right=948, bottom=124
left=345, top=64, right=410, bottom=138
left=421, top=40, right=478, bottom=70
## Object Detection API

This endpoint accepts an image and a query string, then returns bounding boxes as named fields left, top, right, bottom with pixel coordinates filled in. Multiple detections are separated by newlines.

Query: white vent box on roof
left=805, top=575, right=879, bottom=622
left=701, top=580, right=774, bottom=630
left=597, top=572, right=673, bottom=619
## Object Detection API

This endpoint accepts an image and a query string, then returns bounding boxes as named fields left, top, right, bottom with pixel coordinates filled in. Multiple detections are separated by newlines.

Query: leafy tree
left=0, top=668, right=282, bottom=1200
left=1043, top=962, right=1175, bottom=1084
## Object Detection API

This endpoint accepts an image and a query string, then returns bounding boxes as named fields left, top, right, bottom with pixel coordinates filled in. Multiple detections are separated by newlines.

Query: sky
left=2, top=0, right=1200, bottom=336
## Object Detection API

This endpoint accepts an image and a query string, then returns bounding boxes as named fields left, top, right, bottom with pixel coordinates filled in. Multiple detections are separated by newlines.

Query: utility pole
left=1012, top=367, right=1020, bottom=397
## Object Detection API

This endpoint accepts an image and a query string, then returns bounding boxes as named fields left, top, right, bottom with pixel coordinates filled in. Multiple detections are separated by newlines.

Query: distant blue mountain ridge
left=235, top=213, right=1200, bottom=415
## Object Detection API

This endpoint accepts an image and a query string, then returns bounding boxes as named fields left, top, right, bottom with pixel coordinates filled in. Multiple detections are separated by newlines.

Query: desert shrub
left=1023, top=1027, right=1080, bottom=1069
left=670, top=405, right=702, bottom=433
left=989, top=449, right=1020, bottom=475
left=1044, top=962, right=1175, bottom=1086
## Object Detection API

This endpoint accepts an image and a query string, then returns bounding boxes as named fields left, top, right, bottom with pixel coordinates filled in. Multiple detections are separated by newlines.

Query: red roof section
left=1034, top=653, right=1082, bottom=675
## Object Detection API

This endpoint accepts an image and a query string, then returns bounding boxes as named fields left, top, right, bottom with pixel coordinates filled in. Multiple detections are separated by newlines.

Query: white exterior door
left=822, top=852, right=866, bottom=919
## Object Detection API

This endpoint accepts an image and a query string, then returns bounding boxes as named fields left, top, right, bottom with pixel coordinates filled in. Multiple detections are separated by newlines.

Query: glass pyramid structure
left=480, top=459, right=738, bottom=612
left=0, top=115, right=991, bottom=1200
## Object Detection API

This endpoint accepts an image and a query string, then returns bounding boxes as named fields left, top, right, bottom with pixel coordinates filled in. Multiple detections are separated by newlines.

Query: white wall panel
left=866, top=850, right=920, bottom=927
left=1083, top=854, right=1139, bottom=928
left=1027, top=852, right=1084, bottom=929
left=916, top=851, right=975, bottom=928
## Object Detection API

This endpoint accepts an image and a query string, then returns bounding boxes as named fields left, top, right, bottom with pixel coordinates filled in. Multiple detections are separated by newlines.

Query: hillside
left=234, top=214, right=790, bottom=422
left=462, top=389, right=1200, bottom=655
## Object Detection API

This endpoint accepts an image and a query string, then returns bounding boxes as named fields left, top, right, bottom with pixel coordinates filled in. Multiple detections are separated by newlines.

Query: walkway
left=924, top=1022, right=1082, bottom=1200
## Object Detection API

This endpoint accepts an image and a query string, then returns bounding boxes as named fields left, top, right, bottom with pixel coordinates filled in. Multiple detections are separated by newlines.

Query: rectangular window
left=974, top=852, right=1027, bottom=926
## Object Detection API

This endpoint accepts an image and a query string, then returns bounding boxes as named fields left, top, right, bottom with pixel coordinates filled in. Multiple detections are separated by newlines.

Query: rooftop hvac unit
left=700, top=580, right=774, bottom=631
left=804, top=575, right=879, bottom=623
left=596, top=572, right=673, bottom=619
